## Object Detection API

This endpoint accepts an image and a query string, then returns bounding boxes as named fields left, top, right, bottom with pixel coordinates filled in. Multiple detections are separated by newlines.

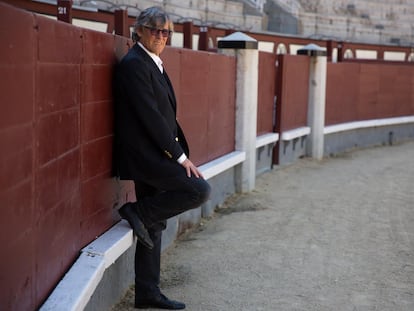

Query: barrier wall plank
left=278, top=54, right=309, bottom=132
left=325, top=62, right=360, bottom=125
left=326, top=63, right=414, bottom=125
left=206, top=53, right=236, bottom=161
left=258, top=51, right=277, bottom=135
left=0, top=3, right=37, bottom=310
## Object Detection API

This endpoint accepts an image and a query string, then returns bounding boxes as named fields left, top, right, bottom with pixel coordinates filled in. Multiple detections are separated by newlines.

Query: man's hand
left=181, top=159, right=204, bottom=178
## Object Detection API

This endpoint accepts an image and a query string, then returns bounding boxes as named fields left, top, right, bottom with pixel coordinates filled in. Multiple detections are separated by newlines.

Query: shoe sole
left=119, top=208, right=154, bottom=249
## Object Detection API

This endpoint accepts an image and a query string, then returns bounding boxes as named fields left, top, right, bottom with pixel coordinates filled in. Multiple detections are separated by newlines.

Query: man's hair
left=133, top=6, right=173, bottom=41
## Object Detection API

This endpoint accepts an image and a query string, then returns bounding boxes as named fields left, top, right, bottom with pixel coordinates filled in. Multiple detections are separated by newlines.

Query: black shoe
left=135, top=293, right=186, bottom=310
left=118, top=203, right=154, bottom=249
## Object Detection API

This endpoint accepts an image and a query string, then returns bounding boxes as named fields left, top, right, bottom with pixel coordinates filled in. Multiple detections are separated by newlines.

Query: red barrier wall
left=0, top=4, right=123, bottom=309
left=274, top=55, right=414, bottom=133
left=0, top=3, right=236, bottom=309
left=5, top=0, right=414, bottom=62
left=163, top=48, right=236, bottom=165
left=326, top=62, right=414, bottom=125
left=258, top=51, right=277, bottom=135
left=275, top=54, right=310, bottom=133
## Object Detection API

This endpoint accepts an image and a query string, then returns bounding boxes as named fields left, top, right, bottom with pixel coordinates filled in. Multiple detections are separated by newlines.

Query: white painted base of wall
left=324, top=116, right=414, bottom=135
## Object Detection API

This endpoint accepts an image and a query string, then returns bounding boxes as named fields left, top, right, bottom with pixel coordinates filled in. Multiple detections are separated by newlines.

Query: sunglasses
left=143, top=25, right=172, bottom=38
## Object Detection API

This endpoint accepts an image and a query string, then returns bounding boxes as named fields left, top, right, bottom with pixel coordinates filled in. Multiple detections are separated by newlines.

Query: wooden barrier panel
left=326, top=62, right=414, bottom=125
left=257, top=51, right=277, bottom=135
left=276, top=54, right=310, bottom=133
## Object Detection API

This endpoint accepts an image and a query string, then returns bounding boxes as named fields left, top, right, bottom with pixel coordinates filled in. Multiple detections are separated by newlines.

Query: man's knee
left=194, top=179, right=211, bottom=206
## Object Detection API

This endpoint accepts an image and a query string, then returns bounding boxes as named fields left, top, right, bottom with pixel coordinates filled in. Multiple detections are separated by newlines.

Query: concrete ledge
left=281, top=127, right=311, bottom=141
left=40, top=150, right=246, bottom=311
left=198, top=151, right=246, bottom=180
left=255, top=133, right=279, bottom=148
left=40, top=252, right=106, bottom=311
left=324, top=116, right=414, bottom=135
left=40, top=222, right=133, bottom=311
left=82, top=221, right=135, bottom=269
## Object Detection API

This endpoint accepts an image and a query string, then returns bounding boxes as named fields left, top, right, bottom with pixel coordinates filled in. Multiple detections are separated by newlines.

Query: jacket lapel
left=134, top=44, right=177, bottom=111
left=161, top=70, right=177, bottom=111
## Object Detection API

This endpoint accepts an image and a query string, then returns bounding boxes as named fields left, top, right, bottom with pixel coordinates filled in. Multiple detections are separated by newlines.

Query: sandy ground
left=111, top=141, right=414, bottom=311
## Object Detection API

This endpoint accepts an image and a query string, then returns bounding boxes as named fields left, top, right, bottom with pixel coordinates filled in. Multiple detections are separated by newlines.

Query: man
left=113, top=6, right=211, bottom=310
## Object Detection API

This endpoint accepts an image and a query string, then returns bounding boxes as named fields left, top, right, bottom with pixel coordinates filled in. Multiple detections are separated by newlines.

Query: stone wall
left=296, top=0, right=414, bottom=45
left=74, top=0, right=264, bottom=31
left=73, top=0, right=414, bottom=45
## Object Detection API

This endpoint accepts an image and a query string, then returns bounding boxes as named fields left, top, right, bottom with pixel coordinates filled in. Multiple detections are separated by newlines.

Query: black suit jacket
left=113, top=43, right=189, bottom=180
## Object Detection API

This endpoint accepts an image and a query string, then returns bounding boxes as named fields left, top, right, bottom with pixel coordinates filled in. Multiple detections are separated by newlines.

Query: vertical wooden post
left=377, top=48, right=385, bottom=60
left=327, top=40, right=334, bottom=62
left=57, top=0, right=72, bottom=23
left=198, top=26, right=209, bottom=51
left=114, top=9, right=129, bottom=37
left=337, top=41, right=344, bottom=62
left=183, top=21, right=193, bottom=49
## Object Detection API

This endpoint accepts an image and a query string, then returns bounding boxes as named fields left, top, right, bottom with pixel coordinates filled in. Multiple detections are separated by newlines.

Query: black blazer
left=113, top=43, right=189, bottom=180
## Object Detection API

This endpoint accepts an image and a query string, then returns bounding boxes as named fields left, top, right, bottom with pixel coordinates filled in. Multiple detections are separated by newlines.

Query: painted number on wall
left=58, top=7, right=67, bottom=15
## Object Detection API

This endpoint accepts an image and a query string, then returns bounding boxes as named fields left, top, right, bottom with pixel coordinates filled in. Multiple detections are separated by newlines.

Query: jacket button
left=175, top=137, right=179, bottom=141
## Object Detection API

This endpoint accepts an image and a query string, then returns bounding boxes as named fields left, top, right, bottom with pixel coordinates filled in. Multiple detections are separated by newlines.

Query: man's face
left=137, top=22, right=170, bottom=56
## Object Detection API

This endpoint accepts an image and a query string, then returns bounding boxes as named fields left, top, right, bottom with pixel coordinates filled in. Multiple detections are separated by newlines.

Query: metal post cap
left=297, top=43, right=327, bottom=56
left=218, top=32, right=258, bottom=49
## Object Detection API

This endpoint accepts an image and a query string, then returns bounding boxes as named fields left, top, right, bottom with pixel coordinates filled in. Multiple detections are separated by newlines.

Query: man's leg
left=133, top=181, right=186, bottom=309
left=134, top=181, right=164, bottom=299
left=134, top=221, right=165, bottom=300
left=135, top=173, right=211, bottom=228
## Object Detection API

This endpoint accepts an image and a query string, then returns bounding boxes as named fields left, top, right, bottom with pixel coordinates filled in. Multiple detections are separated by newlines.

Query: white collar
left=138, top=42, right=163, bottom=73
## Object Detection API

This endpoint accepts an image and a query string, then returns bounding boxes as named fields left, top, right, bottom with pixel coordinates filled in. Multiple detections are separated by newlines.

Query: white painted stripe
left=41, top=222, right=134, bottom=311
left=82, top=220, right=134, bottom=269
left=40, top=253, right=105, bottom=311
left=281, top=127, right=311, bottom=141
left=324, top=116, right=414, bottom=135
left=255, top=133, right=279, bottom=148
left=199, top=151, right=246, bottom=180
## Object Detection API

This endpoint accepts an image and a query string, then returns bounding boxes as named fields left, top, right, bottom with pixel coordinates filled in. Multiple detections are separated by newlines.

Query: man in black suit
left=113, top=6, right=211, bottom=310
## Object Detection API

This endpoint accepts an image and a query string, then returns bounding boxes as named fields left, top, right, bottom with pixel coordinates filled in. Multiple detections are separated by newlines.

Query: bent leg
left=136, top=173, right=211, bottom=227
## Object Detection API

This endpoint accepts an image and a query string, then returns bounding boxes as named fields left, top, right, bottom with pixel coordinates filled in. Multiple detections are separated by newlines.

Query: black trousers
left=133, top=173, right=211, bottom=300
